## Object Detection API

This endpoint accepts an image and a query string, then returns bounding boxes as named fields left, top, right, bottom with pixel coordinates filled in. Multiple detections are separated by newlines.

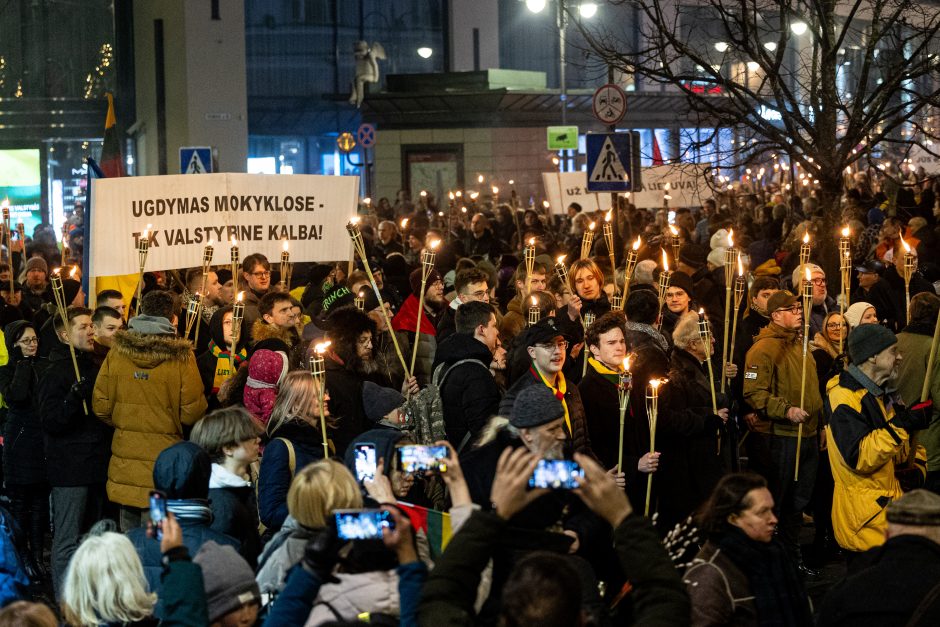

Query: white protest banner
left=541, top=171, right=602, bottom=215
left=89, top=173, right=359, bottom=277
left=631, top=164, right=711, bottom=208
left=908, top=145, right=940, bottom=175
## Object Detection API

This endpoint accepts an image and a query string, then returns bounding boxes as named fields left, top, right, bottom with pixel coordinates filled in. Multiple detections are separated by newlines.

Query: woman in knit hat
left=844, top=301, right=878, bottom=330
left=196, top=306, right=249, bottom=411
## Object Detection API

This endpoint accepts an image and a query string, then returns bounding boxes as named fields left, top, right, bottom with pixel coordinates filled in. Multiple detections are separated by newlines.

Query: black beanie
left=848, top=324, right=897, bottom=364
left=362, top=381, right=405, bottom=423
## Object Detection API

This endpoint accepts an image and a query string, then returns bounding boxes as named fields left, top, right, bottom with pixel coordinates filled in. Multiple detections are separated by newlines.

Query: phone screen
left=398, top=445, right=448, bottom=474
left=334, top=509, right=393, bottom=540
left=149, top=490, right=167, bottom=541
left=354, top=444, right=377, bottom=483
left=528, top=459, right=584, bottom=490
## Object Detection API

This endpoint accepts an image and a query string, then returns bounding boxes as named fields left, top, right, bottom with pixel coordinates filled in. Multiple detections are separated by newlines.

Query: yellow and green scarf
left=209, top=340, right=247, bottom=394
left=530, top=365, right=571, bottom=435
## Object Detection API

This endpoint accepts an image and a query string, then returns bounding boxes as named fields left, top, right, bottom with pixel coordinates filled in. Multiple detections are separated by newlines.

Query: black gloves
left=301, top=527, right=342, bottom=583
left=893, top=400, right=933, bottom=432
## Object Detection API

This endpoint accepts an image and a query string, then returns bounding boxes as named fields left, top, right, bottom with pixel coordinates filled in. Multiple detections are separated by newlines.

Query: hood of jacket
left=112, top=328, right=194, bottom=368
left=128, top=314, right=176, bottom=335
left=434, top=332, right=492, bottom=368
left=153, top=441, right=211, bottom=499
left=209, top=463, right=251, bottom=489
left=251, top=318, right=298, bottom=347
left=306, top=570, right=399, bottom=626
left=343, top=427, right=409, bottom=477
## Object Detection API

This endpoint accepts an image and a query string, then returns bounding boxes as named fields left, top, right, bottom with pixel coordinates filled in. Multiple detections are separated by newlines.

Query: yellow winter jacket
left=826, top=366, right=926, bottom=553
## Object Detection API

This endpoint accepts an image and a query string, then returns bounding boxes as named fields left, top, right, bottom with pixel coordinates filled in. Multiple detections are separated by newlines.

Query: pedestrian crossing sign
left=586, top=133, right=634, bottom=192
left=180, top=147, right=213, bottom=174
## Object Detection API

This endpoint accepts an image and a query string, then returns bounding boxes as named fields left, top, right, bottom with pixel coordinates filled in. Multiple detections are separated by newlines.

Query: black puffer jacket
left=432, top=333, right=500, bottom=451
left=0, top=321, right=46, bottom=485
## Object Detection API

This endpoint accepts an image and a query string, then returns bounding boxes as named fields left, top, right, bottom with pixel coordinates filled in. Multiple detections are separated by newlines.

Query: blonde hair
left=287, top=459, right=362, bottom=528
left=61, top=532, right=156, bottom=626
left=266, top=371, right=334, bottom=437
left=568, top=259, right=605, bottom=297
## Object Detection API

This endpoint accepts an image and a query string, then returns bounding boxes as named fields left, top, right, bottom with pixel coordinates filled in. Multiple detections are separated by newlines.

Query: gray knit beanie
left=510, top=384, right=565, bottom=429
left=193, top=541, right=261, bottom=622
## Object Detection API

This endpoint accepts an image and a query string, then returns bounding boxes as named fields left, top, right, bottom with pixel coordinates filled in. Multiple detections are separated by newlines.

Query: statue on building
left=349, top=41, right=386, bottom=108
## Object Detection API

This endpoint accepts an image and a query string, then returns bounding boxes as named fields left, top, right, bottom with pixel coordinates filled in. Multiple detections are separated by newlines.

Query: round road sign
left=337, top=132, right=357, bottom=153
left=592, top=83, right=627, bottom=125
left=357, top=123, right=376, bottom=148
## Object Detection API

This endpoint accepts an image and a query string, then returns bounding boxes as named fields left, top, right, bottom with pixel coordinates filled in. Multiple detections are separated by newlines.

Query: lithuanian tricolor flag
left=397, top=502, right=453, bottom=560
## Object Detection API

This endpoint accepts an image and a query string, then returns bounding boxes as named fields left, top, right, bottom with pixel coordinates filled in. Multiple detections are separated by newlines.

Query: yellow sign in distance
left=337, top=132, right=357, bottom=153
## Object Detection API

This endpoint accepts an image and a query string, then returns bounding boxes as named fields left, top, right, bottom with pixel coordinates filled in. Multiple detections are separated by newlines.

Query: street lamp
left=791, top=21, right=808, bottom=35
left=417, top=47, right=433, bottom=58
left=715, top=41, right=729, bottom=52
left=525, top=0, right=597, bottom=125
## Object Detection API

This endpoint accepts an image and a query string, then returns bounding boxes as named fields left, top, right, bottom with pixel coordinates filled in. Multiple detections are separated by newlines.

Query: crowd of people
left=0, top=172, right=936, bottom=625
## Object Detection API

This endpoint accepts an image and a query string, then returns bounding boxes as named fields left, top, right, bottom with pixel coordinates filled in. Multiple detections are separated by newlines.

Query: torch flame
left=492, top=186, right=499, bottom=195
left=69, top=266, right=77, bottom=279
left=557, top=254, right=567, bottom=265
left=552, top=157, right=560, bottom=166
left=528, top=237, right=536, bottom=247
left=662, top=249, right=669, bottom=272
left=633, top=236, right=641, bottom=250
left=650, top=379, right=663, bottom=390
left=142, top=224, right=152, bottom=238
left=363, top=197, right=371, bottom=205
left=420, top=190, right=427, bottom=198
left=469, top=192, right=479, bottom=200
left=623, top=356, right=631, bottom=372
left=737, top=255, right=744, bottom=276
left=282, top=240, right=289, bottom=252
left=841, top=226, right=850, bottom=238
left=605, top=209, right=613, bottom=222
left=805, top=267, right=813, bottom=283
left=477, top=175, right=484, bottom=184
left=531, top=295, right=538, bottom=306
left=727, top=228, right=734, bottom=248
left=236, top=291, right=244, bottom=302
left=448, top=191, right=455, bottom=200
left=314, top=341, right=331, bottom=354
left=358, top=290, right=365, bottom=298
left=429, top=239, right=441, bottom=250
left=803, top=232, right=810, bottom=245
left=401, top=218, right=409, bottom=228
left=669, top=224, right=678, bottom=236
left=231, top=236, right=237, bottom=247
left=900, top=234, right=911, bottom=253
left=542, top=200, right=550, bottom=209
left=207, top=239, right=214, bottom=246
left=588, top=222, right=596, bottom=231
left=698, top=307, right=705, bottom=316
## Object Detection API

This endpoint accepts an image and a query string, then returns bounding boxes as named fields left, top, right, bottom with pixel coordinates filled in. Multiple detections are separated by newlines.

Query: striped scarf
left=588, top=357, right=621, bottom=385
left=530, top=365, right=571, bottom=435
left=209, top=340, right=247, bottom=394
left=167, top=499, right=213, bottom=524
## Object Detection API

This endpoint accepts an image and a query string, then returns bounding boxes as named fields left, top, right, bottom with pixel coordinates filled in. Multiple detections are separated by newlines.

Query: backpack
left=431, top=358, right=492, bottom=453
left=257, top=437, right=295, bottom=541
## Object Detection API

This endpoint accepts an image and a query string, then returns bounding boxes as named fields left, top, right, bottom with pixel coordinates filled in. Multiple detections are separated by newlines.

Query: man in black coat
left=38, top=306, right=112, bottom=593
left=498, top=317, right=593, bottom=457
left=436, top=267, right=490, bottom=343
left=433, top=300, right=501, bottom=453
left=852, top=259, right=902, bottom=331
left=462, top=213, right=503, bottom=260
left=656, top=311, right=731, bottom=532
left=817, top=490, right=940, bottom=627
left=579, top=311, right=659, bottom=486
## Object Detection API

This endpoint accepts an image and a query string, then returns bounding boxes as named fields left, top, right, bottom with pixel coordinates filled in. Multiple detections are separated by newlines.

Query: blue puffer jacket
left=127, top=442, right=239, bottom=610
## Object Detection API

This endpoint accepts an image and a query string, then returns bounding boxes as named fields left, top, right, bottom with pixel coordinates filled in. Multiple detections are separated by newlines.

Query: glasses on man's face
left=776, top=305, right=802, bottom=315
left=537, top=340, right=569, bottom=352
left=251, top=271, right=271, bottom=279
left=810, top=278, right=826, bottom=286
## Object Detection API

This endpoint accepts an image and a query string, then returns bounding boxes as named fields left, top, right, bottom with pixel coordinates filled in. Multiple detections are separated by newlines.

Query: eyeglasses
left=17, top=337, right=38, bottom=345
left=810, top=278, right=826, bottom=286
left=775, top=305, right=802, bottom=314
left=826, top=322, right=847, bottom=329
left=536, top=340, right=569, bottom=351
left=251, top=271, right=271, bottom=278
